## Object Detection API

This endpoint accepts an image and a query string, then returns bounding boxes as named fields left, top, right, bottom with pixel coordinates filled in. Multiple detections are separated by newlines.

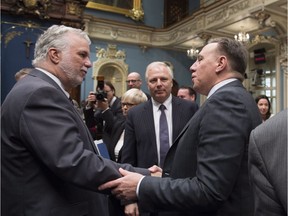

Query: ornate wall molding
left=1, top=0, right=88, bottom=29
left=92, top=44, right=128, bottom=96
left=84, top=0, right=284, bottom=50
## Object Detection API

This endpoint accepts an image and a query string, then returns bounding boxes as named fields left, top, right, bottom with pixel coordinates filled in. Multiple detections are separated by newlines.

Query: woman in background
left=99, top=88, right=148, bottom=161
left=255, top=95, right=272, bottom=122
left=98, top=88, right=147, bottom=216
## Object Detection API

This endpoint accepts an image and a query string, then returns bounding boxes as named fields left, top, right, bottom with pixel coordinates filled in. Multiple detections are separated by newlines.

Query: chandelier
left=234, top=31, right=250, bottom=43
left=187, top=48, right=199, bottom=59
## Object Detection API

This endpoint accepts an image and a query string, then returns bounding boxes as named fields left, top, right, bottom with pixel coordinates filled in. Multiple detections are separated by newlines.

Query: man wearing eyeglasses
left=127, top=72, right=151, bottom=99
left=84, top=81, right=123, bottom=143
left=126, top=72, right=142, bottom=89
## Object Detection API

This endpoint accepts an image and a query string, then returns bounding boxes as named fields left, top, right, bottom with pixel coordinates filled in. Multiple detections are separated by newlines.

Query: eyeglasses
left=121, top=102, right=135, bottom=107
left=126, top=80, right=140, bottom=83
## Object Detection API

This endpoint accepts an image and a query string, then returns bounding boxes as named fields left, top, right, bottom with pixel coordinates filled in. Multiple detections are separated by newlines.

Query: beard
left=59, top=59, right=83, bottom=88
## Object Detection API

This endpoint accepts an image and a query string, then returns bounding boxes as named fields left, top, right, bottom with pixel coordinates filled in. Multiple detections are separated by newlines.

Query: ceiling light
left=187, top=48, right=199, bottom=59
left=234, top=27, right=250, bottom=43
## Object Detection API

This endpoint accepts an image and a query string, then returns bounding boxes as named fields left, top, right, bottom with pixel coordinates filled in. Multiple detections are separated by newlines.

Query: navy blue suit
left=121, top=96, right=198, bottom=168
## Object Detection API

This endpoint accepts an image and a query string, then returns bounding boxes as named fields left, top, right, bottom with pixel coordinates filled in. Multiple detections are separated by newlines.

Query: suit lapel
left=145, top=101, right=157, bottom=142
left=30, top=69, right=99, bottom=154
left=171, top=97, right=181, bottom=141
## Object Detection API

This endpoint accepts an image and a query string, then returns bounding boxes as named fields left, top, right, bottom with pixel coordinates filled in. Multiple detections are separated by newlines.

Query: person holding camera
left=84, top=81, right=123, bottom=144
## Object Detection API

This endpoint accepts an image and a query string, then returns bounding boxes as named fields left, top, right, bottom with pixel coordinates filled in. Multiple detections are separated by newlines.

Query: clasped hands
left=98, top=165, right=162, bottom=201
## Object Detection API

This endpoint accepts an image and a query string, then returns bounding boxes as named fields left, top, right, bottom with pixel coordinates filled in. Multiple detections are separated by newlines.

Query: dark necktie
left=159, top=104, right=169, bottom=167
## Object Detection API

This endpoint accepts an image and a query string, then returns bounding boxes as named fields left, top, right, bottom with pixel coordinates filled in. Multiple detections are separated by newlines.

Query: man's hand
left=98, top=168, right=143, bottom=201
left=148, top=165, right=162, bottom=177
left=124, top=203, right=139, bottom=216
left=86, top=91, right=96, bottom=107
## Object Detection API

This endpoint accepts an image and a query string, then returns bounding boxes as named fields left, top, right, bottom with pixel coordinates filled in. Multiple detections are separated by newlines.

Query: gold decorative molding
left=1, top=21, right=42, bottom=48
left=3, top=31, right=23, bottom=48
left=86, top=0, right=144, bottom=21
left=129, top=7, right=144, bottom=21
left=1, top=0, right=88, bottom=29
left=84, top=0, right=286, bottom=51
left=16, top=0, right=51, bottom=19
left=96, top=44, right=126, bottom=60
left=66, top=2, right=81, bottom=16
left=92, top=44, right=128, bottom=96
left=206, top=0, right=250, bottom=26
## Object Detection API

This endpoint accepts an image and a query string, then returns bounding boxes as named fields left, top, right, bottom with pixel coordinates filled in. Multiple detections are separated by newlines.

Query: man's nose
left=85, top=58, right=92, bottom=68
left=190, top=63, right=197, bottom=73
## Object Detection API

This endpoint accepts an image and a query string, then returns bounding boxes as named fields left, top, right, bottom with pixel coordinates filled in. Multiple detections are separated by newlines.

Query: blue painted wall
left=1, top=1, right=199, bottom=103
left=81, top=40, right=195, bottom=100
left=1, top=15, right=57, bottom=103
left=81, top=0, right=197, bottom=100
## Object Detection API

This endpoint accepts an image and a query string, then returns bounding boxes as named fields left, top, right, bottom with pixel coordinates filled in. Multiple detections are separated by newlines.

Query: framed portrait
left=86, top=0, right=144, bottom=21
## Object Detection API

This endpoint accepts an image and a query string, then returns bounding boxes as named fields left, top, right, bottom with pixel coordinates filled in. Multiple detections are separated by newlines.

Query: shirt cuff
left=136, top=176, right=145, bottom=197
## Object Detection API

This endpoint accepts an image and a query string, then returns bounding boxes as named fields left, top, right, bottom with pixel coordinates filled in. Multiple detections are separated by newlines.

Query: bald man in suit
left=249, top=109, right=287, bottom=216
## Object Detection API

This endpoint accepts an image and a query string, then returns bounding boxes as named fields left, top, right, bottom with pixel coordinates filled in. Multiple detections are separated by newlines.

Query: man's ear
left=216, top=56, right=227, bottom=73
left=48, top=48, right=60, bottom=64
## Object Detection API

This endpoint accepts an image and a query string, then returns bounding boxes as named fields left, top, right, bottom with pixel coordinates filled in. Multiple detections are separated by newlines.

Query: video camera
left=92, top=75, right=107, bottom=101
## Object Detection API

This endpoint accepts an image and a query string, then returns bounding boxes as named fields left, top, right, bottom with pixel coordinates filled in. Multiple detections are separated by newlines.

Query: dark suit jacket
left=83, top=96, right=123, bottom=143
left=1, top=69, right=149, bottom=216
left=249, top=109, right=287, bottom=216
left=102, top=108, right=126, bottom=161
left=137, top=80, right=262, bottom=216
left=121, top=96, right=198, bottom=168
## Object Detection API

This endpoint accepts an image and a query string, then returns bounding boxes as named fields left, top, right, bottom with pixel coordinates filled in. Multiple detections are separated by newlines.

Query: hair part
left=255, top=94, right=271, bottom=119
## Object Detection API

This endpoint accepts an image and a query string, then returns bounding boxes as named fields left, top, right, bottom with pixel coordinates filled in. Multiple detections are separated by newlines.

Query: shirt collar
left=110, top=96, right=117, bottom=107
left=207, top=78, right=237, bottom=98
left=151, top=94, right=172, bottom=109
left=35, top=67, right=70, bottom=98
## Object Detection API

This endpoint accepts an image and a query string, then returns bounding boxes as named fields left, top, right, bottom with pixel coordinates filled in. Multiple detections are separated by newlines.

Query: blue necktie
left=159, top=104, right=169, bottom=167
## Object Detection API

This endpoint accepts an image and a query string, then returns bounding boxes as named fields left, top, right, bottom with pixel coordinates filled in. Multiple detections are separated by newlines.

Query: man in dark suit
left=84, top=81, right=123, bottom=142
left=1, top=25, right=154, bottom=216
left=121, top=61, right=198, bottom=168
left=99, top=37, right=262, bottom=216
left=249, top=109, right=287, bottom=216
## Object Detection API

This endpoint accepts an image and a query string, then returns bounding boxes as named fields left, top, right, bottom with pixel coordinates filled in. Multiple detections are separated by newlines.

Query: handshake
left=98, top=165, right=162, bottom=201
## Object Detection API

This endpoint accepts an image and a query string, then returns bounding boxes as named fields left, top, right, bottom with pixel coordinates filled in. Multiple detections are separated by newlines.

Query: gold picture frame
left=86, top=0, right=144, bottom=21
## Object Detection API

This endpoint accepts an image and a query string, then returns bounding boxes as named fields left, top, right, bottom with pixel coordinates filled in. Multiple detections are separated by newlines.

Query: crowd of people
left=2, top=24, right=286, bottom=216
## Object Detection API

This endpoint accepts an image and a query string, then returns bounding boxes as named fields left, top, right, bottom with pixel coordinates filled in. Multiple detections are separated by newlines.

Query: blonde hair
left=121, top=88, right=148, bottom=105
